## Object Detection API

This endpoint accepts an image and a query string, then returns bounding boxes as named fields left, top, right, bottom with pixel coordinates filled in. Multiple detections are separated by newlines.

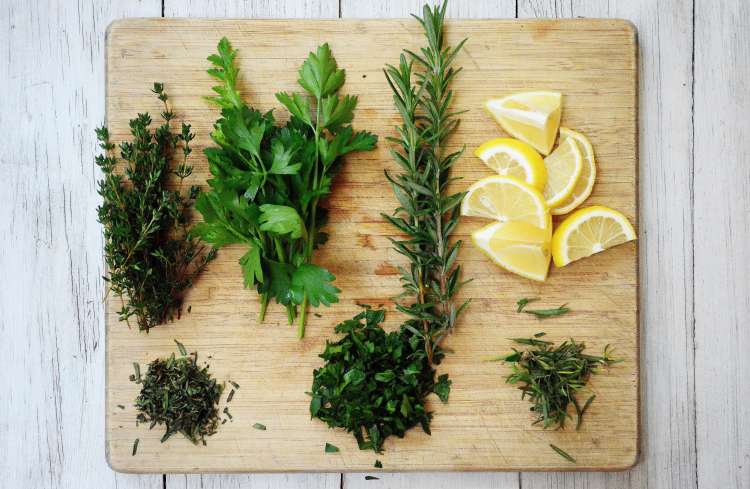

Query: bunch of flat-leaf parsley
left=192, top=38, right=377, bottom=337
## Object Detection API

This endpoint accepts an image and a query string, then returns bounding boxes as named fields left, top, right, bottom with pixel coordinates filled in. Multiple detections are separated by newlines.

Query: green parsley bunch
left=192, top=38, right=377, bottom=338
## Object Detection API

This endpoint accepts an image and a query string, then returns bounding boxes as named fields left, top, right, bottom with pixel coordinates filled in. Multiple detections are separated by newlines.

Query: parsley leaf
left=259, top=204, right=305, bottom=239
left=291, top=264, right=340, bottom=307
left=298, top=43, right=346, bottom=99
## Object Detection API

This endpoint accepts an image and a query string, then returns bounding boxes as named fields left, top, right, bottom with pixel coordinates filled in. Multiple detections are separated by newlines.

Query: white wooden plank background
left=1, top=0, right=748, bottom=488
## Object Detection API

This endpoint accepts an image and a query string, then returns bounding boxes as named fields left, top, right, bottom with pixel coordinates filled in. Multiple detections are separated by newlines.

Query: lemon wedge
left=551, top=205, right=636, bottom=267
left=472, top=221, right=551, bottom=282
left=542, top=137, right=583, bottom=209
left=475, top=138, right=547, bottom=190
left=552, top=128, right=597, bottom=215
left=484, top=91, right=562, bottom=155
left=461, top=175, right=549, bottom=229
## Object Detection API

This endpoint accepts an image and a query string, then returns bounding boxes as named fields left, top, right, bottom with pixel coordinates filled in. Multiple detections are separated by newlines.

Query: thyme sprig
left=382, top=0, right=469, bottom=364
left=96, top=84, right=215, bottom=331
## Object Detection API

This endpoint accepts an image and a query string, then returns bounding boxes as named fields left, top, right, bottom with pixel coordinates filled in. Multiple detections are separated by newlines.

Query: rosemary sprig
left=96, top=83, right=216, bottom=331
left=382, top=0, right=468, bottom=364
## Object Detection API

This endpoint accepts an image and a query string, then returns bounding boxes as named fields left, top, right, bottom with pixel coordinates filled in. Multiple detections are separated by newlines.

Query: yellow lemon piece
left=551, top=206, right=637, bottom=267
left=552, top=128, right=597, bottom=215
left=474, top=138, right=547, bottom=190
left=543, top=137, right=583, bottom=209
left=461, top=175, right=549, bottom=229
left=472, top=221, right=551, bottom=282
left=484, top=91, right=562, bottom=155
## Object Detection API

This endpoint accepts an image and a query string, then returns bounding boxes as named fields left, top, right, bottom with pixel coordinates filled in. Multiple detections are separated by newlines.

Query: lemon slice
left=484, top=91, right=562, bottom=155
left=474, top=138, right=547, bottom=190
left=551, top=205, right=637, bottom=267
left=461, top=175, right=549, bottom=229
left=472, top=221, right=551, bottom=282
left=543, top=137, right=583, bottom=209
left=552, top=128, right=597, bottom=215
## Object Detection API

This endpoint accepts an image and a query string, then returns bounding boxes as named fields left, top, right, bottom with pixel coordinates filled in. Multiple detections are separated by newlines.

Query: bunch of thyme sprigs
left=383, top=0, right=469, bottom=365
left=131, top=341, right=224, bottom=445
left=96, top=84, right=215, bottom=331
left=494, top=334, right=620, bottom=430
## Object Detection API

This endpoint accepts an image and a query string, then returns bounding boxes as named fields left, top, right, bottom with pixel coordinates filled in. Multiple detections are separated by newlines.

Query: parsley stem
left=298, top=296, right=308, bottom=339
left=258, top=293, right=269, bottom=322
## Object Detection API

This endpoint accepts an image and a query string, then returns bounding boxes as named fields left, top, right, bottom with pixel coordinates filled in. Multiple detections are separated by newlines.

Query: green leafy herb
left=365, top=476, right=380, bottom=480
left=226, top=389, right=235, bottom=403
left=117, top=404, right=126, bottom=410
left=194, top=38, right=377, bottom=338
left=96, top=83, right=216, bottom=331
left=374, top=460, right=383, bottom=468
left=253, top=422, right=266, bottom=430
left=516, top=297, right=538, bottom=312
left=382, top=0, right=468, bottom=365
left=131, top=342, right=224, bottom=445
left=324, top=442, right=339, bottom=453
left=132, top=438, right=139, bottom=456
left=497, top=336, right=620, bottom=430
left=550, top=444, right=576, bottom=463
left=524, top=304, right=570, bottom=318
left=310, top=307, right=444, bottom=453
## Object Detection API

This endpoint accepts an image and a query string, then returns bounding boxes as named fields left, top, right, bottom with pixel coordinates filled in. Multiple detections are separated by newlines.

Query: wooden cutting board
left=105, top=18, right=638, bottom=473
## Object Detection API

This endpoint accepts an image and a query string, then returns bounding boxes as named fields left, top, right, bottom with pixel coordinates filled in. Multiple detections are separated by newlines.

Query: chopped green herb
left=117, top=404, right=125, bottom=410
left=253, top=423, right=267, bottom=431
left=374, top=460, right=382, bottom=468
left=132, top=362, right=141, bottom=383
left=223, top=407, right=233, bottom=421
left=174, top=339, right=187, bottom=357
left=524, top=304, right=570, bottom=318
left=574, top=394, right=596, bottom=431
left=132, top=438, right=139, bottom=456
left=325, top=442, right=339, bottom=453
left=131, top=344, right=224, bottom=445
left=499, top=336, right=619, bottom=429
left=550, top=444, right=576, bottom=463
left=229, top=380, right=240, bottom=390
left=516, top=297, right=539, bottom=312
left=365, top=476, right=379, bottom=480
left=226, top=389, right=235, bottom=403
left=310, top=307, right=442, bottom=453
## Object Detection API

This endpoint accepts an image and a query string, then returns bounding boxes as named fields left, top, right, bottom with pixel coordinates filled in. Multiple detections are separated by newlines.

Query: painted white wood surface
left=2, top=0, right=748, bottom=488
left=0, top=1, right=164, bottom=489
left=693, top=1, right=750, bottom=489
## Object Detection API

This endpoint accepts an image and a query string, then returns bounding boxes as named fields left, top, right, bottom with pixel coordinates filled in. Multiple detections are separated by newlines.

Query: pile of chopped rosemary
left=493, top=334, right=620, bottom=430
left=96, top=83, right=215, bottom=331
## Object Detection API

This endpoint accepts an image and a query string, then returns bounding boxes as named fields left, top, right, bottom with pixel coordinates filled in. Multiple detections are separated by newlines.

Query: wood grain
left=518, top=1, right=697, bottom=488
left=0, top=1, right=162, bottom=489
left=694, top=1, right=750, bottom=488
left=105, top=18, right=637, bottom=473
